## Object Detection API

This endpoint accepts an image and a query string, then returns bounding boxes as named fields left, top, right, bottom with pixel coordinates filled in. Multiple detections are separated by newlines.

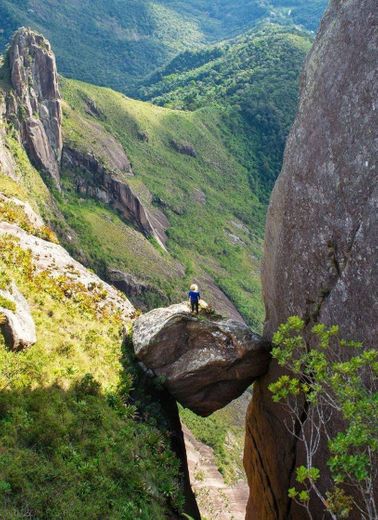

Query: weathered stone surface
left=0, top=192, right=44, bottom=229
left=244, top=1, right=378, bottom=519
left=6, top=28, right=62, bottom=185
left=0, top=222, right=134, bottom=322
left=133, top=303, right=270, bottom=416
left=0, top=283, right=36, bottom=350
left=62, top=145, right=169, bottom=247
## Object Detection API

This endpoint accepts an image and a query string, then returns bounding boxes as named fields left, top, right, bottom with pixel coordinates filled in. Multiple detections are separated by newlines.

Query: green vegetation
left=0, top=0, right=326, bottom=94
left=0, top=294, right=16, bottom=312
left=57, top=22, right=312, bottom=326
left=58, top=189, right=185, bottom=307
left=269, top=317, right=378, bottom=520
left=0, top=127, right=59, bottom=224
left=0, top=196, right=58, bottom=243
left=179, top=394, right=250, bottom=484
left=141, top=24, right=312, bottom=195
left=61, top=78, right=265, bottom=327
left=0, top=234, right=184, bottom=518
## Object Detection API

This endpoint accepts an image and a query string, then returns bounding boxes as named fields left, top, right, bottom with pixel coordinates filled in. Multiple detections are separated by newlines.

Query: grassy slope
left=0, top=122, right=184, bottom=518
left=0, top=0, right=326, bottom=93
left=61, top=79, right=265, bottom=328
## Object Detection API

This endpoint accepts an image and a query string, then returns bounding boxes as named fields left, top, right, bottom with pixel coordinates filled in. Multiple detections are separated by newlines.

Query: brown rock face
left=244, top=1, right=377, bottom=519
left=6, top=28, right=62, bottom=185
left=133, top=303, right=270, bottom=416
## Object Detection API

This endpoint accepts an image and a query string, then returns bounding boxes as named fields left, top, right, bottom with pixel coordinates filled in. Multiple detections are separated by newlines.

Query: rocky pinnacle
left=7, top=27, right=63, bottom=186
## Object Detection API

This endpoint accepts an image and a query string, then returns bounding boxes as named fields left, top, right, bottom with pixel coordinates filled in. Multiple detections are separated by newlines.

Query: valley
left=1, top=2, right=375, bottom=519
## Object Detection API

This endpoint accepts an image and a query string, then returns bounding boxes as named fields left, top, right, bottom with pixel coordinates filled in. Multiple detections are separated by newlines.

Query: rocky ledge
left=133, top=303, right=270, bottom=416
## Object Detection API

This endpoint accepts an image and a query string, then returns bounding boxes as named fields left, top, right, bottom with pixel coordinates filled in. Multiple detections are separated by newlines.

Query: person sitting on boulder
left=188, top=284, right=200, bottom=314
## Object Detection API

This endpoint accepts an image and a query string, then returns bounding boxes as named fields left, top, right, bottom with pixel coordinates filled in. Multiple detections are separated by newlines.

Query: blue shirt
left=188, top=290, right=200, bottom=302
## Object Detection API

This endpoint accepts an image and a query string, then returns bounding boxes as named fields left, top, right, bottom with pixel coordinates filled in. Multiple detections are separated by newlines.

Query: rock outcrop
left=244, top=1, right=378, bottom=518
left=6, top=28, right=62, bottom=186
left=0, top=222, right=135, bottom=322
left=133, top=303, right=270, bottom=416
left=62, top=145, right=169, bottom=248
left=0, top=283, right=37, bottom=350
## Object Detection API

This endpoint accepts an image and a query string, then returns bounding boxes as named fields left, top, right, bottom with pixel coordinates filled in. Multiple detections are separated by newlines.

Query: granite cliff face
left=244, top=0, right=378, bottom=518
left=6, top=28, right=62, bottom=186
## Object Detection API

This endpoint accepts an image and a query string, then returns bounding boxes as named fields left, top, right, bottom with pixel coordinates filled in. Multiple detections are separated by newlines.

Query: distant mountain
left=0, top=0, right=327, bottom=94
left=141, top=25, right=313, bottom=196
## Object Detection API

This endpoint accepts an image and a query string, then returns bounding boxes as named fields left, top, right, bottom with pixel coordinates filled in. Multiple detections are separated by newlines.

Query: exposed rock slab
left=244, top=1, right=378, bottom=519
left=133, top=303, right=270, bottom=416
left=0, top=283, right=36, bottom=350
left=0, top=192, right=44, bottom=229
left=6, top=28, right=62, bottom=185
left=0, top=222, right=134, bottom=322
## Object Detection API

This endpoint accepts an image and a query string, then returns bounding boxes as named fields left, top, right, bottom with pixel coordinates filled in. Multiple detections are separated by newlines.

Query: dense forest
left=0, top=0, right=326, bottom=93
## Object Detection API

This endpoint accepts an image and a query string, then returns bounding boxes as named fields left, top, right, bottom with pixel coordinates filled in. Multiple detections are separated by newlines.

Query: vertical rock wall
left=6, top=27, right=62, bottom=186
left=244, top=0, right=377, bottom=518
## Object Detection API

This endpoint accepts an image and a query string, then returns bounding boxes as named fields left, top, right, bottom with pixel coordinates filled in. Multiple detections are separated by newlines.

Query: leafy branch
left=269, top=316, right=377, bottom=520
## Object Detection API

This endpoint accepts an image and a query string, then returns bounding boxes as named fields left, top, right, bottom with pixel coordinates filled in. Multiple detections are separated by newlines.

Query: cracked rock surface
left=132, top=303, right=270, bottom=416
left=244, top=0, right=378, bottom=518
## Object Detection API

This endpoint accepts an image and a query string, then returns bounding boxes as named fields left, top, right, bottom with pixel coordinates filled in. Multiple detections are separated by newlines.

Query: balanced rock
left=0, top=283, right=36, bottom=350
left=133, top=303, right=270, bottom=416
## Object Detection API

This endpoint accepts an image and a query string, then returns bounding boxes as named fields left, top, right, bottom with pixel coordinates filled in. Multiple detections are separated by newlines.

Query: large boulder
left=6, top=28, right=63, bottom=186
left=0, top=283, right=36, bottom=350
left=133, top=303, right=270, bottom=416
left=244, top=1, right=378, bottom=519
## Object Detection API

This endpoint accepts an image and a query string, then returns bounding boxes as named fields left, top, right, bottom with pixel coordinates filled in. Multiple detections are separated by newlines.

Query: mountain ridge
left=0, top=0, right=327, bottom=94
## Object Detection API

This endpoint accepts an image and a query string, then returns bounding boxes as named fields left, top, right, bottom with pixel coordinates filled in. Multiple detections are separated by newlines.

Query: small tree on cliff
left=269, top=317, right=377, bottom=520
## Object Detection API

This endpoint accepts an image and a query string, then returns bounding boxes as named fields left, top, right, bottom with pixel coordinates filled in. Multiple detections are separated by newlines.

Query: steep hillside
left=59, top=78, right=267, bottom=328
left=0, top=30, right=201, bottom=519
left=0, top=138, right=189, bottom=520
left=141, top=24, right=312, bottom=196
left=0, top=0, right=327, bottom=93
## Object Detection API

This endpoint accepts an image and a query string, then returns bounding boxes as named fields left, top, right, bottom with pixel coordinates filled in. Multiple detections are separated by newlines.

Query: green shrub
left=269, top=317, right=378, bottom=520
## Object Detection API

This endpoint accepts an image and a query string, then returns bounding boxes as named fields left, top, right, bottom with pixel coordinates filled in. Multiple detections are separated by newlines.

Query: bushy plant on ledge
left=269, top=316, right=377, bottom=520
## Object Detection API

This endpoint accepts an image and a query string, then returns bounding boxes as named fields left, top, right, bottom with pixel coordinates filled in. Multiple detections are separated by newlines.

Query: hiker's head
left=190, top=284, right=198, bottom=292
